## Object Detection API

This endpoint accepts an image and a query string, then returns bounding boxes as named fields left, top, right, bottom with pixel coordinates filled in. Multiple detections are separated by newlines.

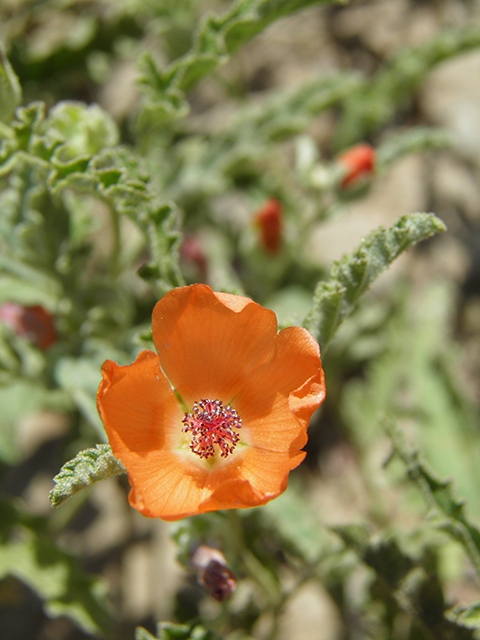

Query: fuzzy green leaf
left=49, top=444, right=125, bottom=508
left=335, top=25, right=480, bottom=149
left=138, top=0, right=342, bottom=123
left=0, top=42, right=22, bottom=124
left=389, top=422, right=480, bottom=578
left=0, top=529, right=113, bottom=635
left=304, top=213, right=446, bottom=350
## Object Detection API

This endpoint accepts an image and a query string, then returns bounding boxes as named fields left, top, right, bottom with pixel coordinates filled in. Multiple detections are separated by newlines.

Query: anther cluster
left=182, top=399, right=242, bottom=459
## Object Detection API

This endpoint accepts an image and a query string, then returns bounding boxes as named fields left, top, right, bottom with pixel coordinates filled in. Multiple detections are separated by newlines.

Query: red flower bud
left=0, top=303, right=57, bottom=350
left=337, top=144, right=376, bottom=188
left=254, top=198, right=283, bottom=255
left=191, top=545, right=236, bottom=602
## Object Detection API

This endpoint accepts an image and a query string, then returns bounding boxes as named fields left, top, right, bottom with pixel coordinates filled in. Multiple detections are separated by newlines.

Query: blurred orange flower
left=254, top=197, right=283, bottom=254
left=337, top=143, right=376, bottom=188
left=97, top=284, right=325, bottom=521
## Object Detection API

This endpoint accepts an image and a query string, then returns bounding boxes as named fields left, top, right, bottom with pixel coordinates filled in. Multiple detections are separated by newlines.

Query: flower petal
left=201, top=447, right=305, bottom=513
left=234, top=326, right=325, bottom=453
left=97, top=350, right=183, bottom=457
left=126, top=445, right=305, bottom=520
left=152, top=284, right=278, bottom=404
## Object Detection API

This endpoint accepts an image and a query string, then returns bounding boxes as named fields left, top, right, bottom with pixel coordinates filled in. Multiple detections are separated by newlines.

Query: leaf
left=448, top=602, right=480, bottom=630
left=49, top=444, right=125, bottom=508
left=335, top=25, right=480, bottom=149
left=377, top=126, right=453, bottom=172
left=0, top=42, right=22, bottom=124
left=388, top=422, right=480, bottom=579
left=0, top=529, right=113, bottom=635
left=54, top=356, right=107, bottom=438
left=138, top=0, right=342, bottom=124
left=262, top=482, right=332, bottom=563
left=0, top=382, right=70, bottom=464
left=303, top=213, right=446, bottom=350
left=333, top=524, right=477, bottom=639
left=135, top=622, right=215, bottom=640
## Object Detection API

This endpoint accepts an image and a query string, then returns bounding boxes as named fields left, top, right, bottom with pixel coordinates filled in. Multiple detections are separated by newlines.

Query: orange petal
left=152, top=284, right=278, bottom=405
left=200, top=447, right=305, bottom=513
left=234, top=326, right=325, bottom=453
left=97, top=350, right=183, bottom=458
left=126, top=449, right=210, bottom=520
left=124, top=445, right=304, bottom=520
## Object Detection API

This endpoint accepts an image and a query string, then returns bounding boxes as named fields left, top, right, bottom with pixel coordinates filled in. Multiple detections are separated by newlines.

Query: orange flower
left=97, top=284, right=325, bottom=521
left=337, top=143, right=376, bottom=188
left=254, top=197, right=283, bottom=254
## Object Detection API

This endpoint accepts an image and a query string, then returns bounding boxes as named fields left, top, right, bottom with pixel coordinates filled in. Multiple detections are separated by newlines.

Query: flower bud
left=337, top=144, right=376, bottom=188
left=254, top=197, right=283, bottom=255
left=0, top=303, right=57, bottom=350
left=191, top=545, right=236, bottom=602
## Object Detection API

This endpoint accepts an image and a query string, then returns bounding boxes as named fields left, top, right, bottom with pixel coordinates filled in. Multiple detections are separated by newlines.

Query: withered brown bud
left=192, top=545, right=236, bottom=602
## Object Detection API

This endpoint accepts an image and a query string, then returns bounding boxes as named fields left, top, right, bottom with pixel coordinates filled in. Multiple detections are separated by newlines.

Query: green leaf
left=262, top=483, right=332, bottom=563
left=136, top=622, right=214, bottom=640
left=0, top=382, right=69, bottom=464
left=138, top=0, right=342, bottom=124
left=49, top=444, right=125, bottom=508
left=448, top=602, right=480, bottom=630
left=377, top=126, right=453, bottom=172
left=335, top=25, right=480, bottom=149
left=303, top=213, right=446, bottom=350
left=333, top=524, right=477, bottom=639
left=155, top=621, right=214, bottom=640
left=136, top=628, right=158, bottom=640
left=54, top=356, right=107, bottom=437
left=0, top=529, right=113, bottom=635
left=42, top=100, right=119, bottom=159
left=388, top=422, right=480, bottom=579
left=0, top=42, right=22, bottom=124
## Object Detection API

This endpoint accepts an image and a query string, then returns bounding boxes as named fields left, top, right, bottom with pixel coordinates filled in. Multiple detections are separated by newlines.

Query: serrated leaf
left=303, top=213, right=446, bottom=350
left=138, top=0, right=341, bottom=123
left=389, top=423, right=480, bottom=578
left=0, top=42, right=22, bottom=124
left=335, top=25, right=480, bottom=149
left=49, top=444, right=125, bottom=508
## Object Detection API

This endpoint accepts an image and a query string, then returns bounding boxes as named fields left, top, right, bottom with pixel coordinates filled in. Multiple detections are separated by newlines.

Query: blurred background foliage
left=1, top=0, right=480, bottom=639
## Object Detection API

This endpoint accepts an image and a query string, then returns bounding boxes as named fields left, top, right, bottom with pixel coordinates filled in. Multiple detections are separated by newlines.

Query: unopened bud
left=254, top=197, right=283, bottom=255
left=0, top=303, right=57, bottom=350
left=192, top=545, right=236, bottom=602
left=336, top=144, right=376, bottom=188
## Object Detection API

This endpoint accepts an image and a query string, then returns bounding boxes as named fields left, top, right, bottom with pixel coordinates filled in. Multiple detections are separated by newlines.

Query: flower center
left=182, top=399, right=242, bottom=460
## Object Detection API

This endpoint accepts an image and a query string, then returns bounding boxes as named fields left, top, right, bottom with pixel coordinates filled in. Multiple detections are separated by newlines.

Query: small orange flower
left=97, top=284, right=325, bottom=521
left=254, top=198, right=283, bottom=254
left=337, top=143, right=376, bottom=188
